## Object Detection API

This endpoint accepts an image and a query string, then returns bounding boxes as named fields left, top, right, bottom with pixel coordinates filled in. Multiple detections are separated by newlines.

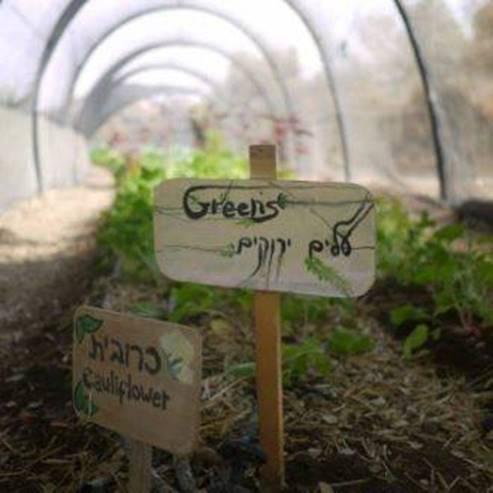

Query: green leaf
left=390, top=304, right=428, bottom=327
left=328, top=327, right=374, bottom=355
left=132, top=302, right=166, bottom=319
left=479, top=261, right=493, bottom=286
left=282, top=339, right=332, bottom=385
left=431, top=328, right=441, bottom=341
left=433, top=224, right=464, bottom=243
left=403, top=324, right=429, bottom=359
left=226, top=361, right=256, bottom=378
left=433, top=290, right=455, bottom=316
left=75, top=314, right=103, bottom=343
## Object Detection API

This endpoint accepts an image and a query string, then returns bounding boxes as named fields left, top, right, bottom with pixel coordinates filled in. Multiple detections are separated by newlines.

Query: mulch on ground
left=1, top=273, right=492, bottom=492
left=1, top=186, right=492, bottom=491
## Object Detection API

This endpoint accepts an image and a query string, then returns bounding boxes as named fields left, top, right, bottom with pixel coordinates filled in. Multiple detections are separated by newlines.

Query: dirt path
left=0, top=167, right=113, bottom=342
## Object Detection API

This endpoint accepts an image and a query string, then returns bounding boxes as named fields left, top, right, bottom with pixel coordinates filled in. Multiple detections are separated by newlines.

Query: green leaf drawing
left=235, top=218, right=256, bottom=228
left=277, top=192, right=288, bottom=209
left=304, top=256, right=351, bottom=295
left=160, top=349, right=184, bottom=380
left=75, top=314, right=103, bottom=344
left=220, top=243, right=236, bottom=258
left=73, top=381, right=98, bottom=417
left=168, top=356, right=184, bottom=379
left=283, top=338, right=331, bottom=386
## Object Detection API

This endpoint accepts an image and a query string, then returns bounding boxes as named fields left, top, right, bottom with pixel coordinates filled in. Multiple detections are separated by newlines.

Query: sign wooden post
left=73, top=306, right=202, bottom=493
left=154, top=147, right=376, bottom=492
left=250, top=145, right=284, bottom=492
left=128, top=439, right=152, bottom=493
left=154, top=179, right=375, bottom=296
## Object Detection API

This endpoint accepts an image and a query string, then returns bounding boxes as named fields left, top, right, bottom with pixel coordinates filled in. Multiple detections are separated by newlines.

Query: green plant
left=402, top=324, right=429, bottom=359
left=93, top=136, right=247, bottom=282
left=168, top=283, right=221, bottom=323
left=377, top=197, right=493, bottom=335
left=226, top=328, right=374, bottom=386
left=412, top=224, right=493, bottom=333
left=91, top=147, right=126, bottom=184
left=390, top=304, right=429, bottom=327
left=225, top=338, right=331, bottom=385
left=96, top=153, right=164, bottom=281
left=328, top=327, right=374, bottom=355
left=282, top=338, right=331, bottom=386
left=132, top=302, right=167, bottom=320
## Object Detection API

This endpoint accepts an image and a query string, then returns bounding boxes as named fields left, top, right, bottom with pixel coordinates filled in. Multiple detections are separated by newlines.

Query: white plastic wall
left=0, top=105, right=90, bottom=213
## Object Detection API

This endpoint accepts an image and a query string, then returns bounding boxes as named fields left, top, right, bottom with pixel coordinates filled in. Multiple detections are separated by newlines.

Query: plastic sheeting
left=0, top=0, right=491, bottom=210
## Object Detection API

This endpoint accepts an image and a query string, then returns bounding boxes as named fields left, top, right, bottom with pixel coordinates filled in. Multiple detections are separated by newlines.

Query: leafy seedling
left=328, top=327, right=374, bottom=355
left=390, top=304, right=429, bottom=327
left=226, top=361, right=256, bottom=379
left=283, top=338, right=331, bottom=386
left=403, top=324, right=429, bottom=359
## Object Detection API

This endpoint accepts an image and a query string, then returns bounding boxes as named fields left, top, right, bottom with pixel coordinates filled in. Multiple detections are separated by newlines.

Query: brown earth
left=0, top=167, right=113, bottom=341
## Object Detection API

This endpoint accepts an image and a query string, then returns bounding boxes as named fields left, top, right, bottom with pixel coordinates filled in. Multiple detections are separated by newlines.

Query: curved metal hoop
left=31, top=0, right=444, bottom=193
left=31, top=2, right=298, bottom=190
left=88, top=84, right=215, bottom=134
left=392, top=0, right=447, bottom=200
left=78, top=63, right=271, bottom=135
left=76, top=48, right=277, bottom=134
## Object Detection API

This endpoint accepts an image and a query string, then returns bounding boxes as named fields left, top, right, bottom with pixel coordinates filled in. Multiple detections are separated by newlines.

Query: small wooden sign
left=154, top=179, right=375, bottom=297
left=73, top=306, right=201, bottom=455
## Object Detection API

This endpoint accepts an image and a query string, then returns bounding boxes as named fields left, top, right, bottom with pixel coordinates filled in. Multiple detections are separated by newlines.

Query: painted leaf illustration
left=75, top=314, right=103, bottom=343
left=277, top=192, right=288, bottom=209
left=87, top=400, right=98, bottom=416
left=220, top=243, right=236, bottom=258
left=169, top=356, right=184, bottom=379
left=235, top=218, right=256, bottom=228
left=304, top=256, right=351, bottom=295
left=73, top=381, right=98, bottom=417
left=74, top=381, right=86, bottom=412
left=159, top=331, right=195, bottom=384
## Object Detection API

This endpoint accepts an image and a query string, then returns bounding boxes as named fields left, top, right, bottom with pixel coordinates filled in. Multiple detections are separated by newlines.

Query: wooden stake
left=128, top=438, right=152, bottom=493
left=249, top=145, right=284, bottom=492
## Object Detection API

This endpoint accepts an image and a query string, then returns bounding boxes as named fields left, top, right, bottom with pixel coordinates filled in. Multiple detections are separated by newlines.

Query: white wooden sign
left=154, top=179, right=375, bottom=297
left=73, top=306, right=201, bottom=455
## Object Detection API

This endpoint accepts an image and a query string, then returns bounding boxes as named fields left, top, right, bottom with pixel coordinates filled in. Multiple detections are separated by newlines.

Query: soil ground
left=0, top=181, right=492, bottom=492
left=0, top=167, right=113, bottom=340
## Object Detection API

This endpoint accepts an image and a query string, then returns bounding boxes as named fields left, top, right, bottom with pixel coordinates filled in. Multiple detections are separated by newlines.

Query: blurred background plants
left=377, top=196, right=493, bottom=355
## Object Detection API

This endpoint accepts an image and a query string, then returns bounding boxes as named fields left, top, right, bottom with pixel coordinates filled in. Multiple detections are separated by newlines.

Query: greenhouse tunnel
left=1, top=0, right=493, bottom=491
left=0, top=0, right=489, bottom=210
